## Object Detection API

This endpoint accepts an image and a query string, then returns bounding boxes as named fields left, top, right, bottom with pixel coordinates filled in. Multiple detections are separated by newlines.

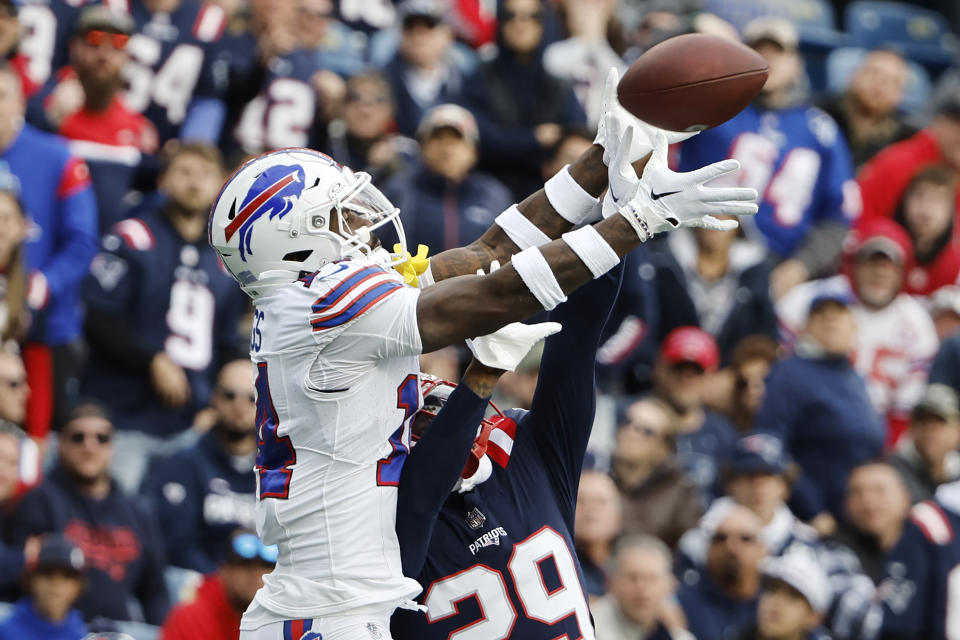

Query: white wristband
left=511, top=247, right=568, bottom=311
left=562, top=226, right=620, bottom=278
left=495, top=204, right=551, bottom=250
left=417, top=261, right=435, bottom=289
left=545, top=165, right=602, bottom=225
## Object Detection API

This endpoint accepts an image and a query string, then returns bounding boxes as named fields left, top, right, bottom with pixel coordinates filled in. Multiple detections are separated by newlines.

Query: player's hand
left=150, top=352, right=191, bottom=408
left=466, top=322, right=562, bottom=372
left=593, top=67, right=699, bottom=166
left=603, top=128, right=758, bottom=240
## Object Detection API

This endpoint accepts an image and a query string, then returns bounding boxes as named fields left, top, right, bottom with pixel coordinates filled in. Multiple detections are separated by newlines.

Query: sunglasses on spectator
left=67, top=431, right=112, bottom=445
left=219, top=388, right=256, bottom=404
left=84, top=29, right=130, bottom=49
left=712, top=532, right=757, bottom=544
left=346, top=92, right=390, bottom=106
left=231, top=533, right=278, bottom=564
left=503, top=9, right=543, bottom=22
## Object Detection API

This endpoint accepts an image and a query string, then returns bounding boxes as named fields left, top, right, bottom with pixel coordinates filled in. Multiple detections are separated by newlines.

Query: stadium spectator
left=143, top=359, right=257, bottom=574
left=385, top=104, right=512, bottom=252
left=298, top=0, right=366, bottom=78
left=858, top=91, right=960, bottom=226
left=819, top=48, right=916, bottom=169
left=81, top=143, right=247, bottom=492
left=0, top=171, right=29, bottom=344
left=0, top=0, right=35, bottom=100
left=381, top=0, right=463, bottom=138
left=574, top=470, right=622, bottom=597
left=0, top=423, right=39, bottom=593
left=0, top=60, right=98, bottom=440
left=591, top=535, right=693, bottom=640
left=611, top=396, right=702, bottom=548
left=753, top=292, right=884, bottom=529
left=726, top=335, right=779, bottom=433
left=650, top=327, right=737, bottom=504
left=893, top=166, right=960, bottom=297
left=677, top=503, right=768, bottom=640
left=543, top=0, right=626, bottom=127
left=10, top=403, right=170, bottom=624
left=31, top=6, right=157, bottom=231
left=325, top=73, right=417, bottom=184
left=159, top=530, right=276, bottom=640
left=735, top=549, right=831, bottom=640
left=0, top=534, right=88, bottom=640
left=540, top=126, right=594, bottom=182
left=888, top=384, right=960, bottom=503
left=777, top=221, right=938, bottom=445
left=460, top=0, right=586, bottom=200
left=117, top=0, right=229, bottom=145
left=929, top=286, right=960, bottom=341
left=0, top=348, right=27, bottom=427
left=677, top=17, right=858, bottom=300
left=834, top=461, right=911, bottom=583
left=640, top=221, right=776, bottom=366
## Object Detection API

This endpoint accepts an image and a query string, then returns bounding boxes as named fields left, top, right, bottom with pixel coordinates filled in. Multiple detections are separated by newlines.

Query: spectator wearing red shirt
left=30, top=5, right=157, bottom=230
left=858, top=93, right=960, bottom=226
left=894, top=166, right=960, bottom=297
left=160, top=531, right=277, bottom=640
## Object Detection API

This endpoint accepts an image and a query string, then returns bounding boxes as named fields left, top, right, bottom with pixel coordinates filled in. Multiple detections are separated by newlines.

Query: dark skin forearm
left=460, top=360, right=504, bottom=398
left=417, top=213, right=642, bottom=352
left=427, top=144, right=608, bottom=282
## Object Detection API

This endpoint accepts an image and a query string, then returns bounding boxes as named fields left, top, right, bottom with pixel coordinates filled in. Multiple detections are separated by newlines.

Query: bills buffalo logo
left=224, top=164, right=306, bottom=261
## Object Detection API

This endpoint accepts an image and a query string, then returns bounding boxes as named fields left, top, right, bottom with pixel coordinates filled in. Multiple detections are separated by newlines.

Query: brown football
left=617, top=33, right=769, bottom=132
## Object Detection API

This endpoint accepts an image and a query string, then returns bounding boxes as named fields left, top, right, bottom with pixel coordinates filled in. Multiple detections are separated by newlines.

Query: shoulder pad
left=109, top=218, right=155, bottom=251
left=910, top=500, right=955, bottom=545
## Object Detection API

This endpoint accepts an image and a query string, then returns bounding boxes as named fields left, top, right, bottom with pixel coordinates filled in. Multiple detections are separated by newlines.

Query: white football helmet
left=208, top=148, right=407, bottom=298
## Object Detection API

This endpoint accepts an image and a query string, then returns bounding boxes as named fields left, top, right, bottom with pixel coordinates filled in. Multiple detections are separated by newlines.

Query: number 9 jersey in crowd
left=240, top=258, right=426, bottom=632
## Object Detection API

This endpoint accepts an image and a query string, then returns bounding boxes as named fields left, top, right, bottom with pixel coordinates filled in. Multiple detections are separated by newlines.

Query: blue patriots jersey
left=879, top=481, right=960, bottom=640
left=678, top=103, right=858, bottom=258
left=392, top=266, right=623, bottom=640
left=232, top=49, right=322, bottom=155
left=17, top=0, right=87, bottom=89
left=81, top=204, right=247, bottom=435
left=109, top=0, right=227, bottom=143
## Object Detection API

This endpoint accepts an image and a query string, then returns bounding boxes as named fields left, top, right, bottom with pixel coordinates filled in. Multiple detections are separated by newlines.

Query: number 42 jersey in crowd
left=241, top=259, right=426, bottom=631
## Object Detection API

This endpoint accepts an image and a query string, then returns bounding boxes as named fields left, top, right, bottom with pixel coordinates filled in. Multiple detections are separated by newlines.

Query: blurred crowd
left=0, top=0, right=954, bottom=638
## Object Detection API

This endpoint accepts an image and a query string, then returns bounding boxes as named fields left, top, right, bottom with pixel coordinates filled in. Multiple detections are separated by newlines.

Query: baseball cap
left=845, top=219, right=913, bottom=267
left=858, top=236, right=906, bottom=264
left=808, top=290, right=855, bottom=317
left=743, top=16, right=798, bottom=51
left=730, top=434, right=791, bottom=476
left=72, top=5, right=135, bottom=37
left=914, top=383, right=960, bottom=422
left=398, top=0, right=445, bottom=26
left=31, top=534, right=86, bottom=574
left=659, top=326, right=719, bottom=371
left=417, top=104, right=479, bottom=145
left=761, top=549, right=831, bottom=614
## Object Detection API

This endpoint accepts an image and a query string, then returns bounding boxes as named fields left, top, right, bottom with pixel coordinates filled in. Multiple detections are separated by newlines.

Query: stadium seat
left=825, top=46, right=932, bottom=114
left=844, top=1, right=957, bottom=70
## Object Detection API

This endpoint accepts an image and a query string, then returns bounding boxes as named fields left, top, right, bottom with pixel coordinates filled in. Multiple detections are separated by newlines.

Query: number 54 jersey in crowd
left=241, top=260, right=426, bottom=631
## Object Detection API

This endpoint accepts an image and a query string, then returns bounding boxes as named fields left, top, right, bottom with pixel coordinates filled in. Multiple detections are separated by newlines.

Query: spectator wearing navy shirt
left=10, top=403, right=170, bottom=625
left=81, top=143, right=247, bottom=493
left=143, top=359, right=257, bottom=574
left=650, top=327, right=738, bottom=505
left=0, top=61, right=98, bottom=440
left=384, top=104, right=512, bottom=252
left=574, top=470, right=623, bottom=597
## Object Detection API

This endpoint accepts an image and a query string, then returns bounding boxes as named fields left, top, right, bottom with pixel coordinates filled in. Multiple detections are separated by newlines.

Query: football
left=617, top=33, right=769, bottom=132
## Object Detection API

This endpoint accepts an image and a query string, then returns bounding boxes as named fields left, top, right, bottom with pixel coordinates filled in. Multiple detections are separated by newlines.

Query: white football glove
left=593, top=67, right=700, bottom=166
left=465, top=261, right=562, bottom=371
left=602, top=126, right=758, bottom=241
left=466, top=322, right=562, bottom=371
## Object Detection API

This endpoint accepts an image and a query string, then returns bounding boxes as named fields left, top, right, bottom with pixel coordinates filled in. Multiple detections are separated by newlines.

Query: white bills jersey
left=240, top=259, right=425, bottom=629
left=777, top=275, right=938, bottom=419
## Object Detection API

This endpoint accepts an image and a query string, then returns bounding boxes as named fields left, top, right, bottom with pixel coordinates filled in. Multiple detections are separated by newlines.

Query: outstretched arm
left=427, top=144, right=608, bottom=282
left=397, top=362, right=503, bottom=577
